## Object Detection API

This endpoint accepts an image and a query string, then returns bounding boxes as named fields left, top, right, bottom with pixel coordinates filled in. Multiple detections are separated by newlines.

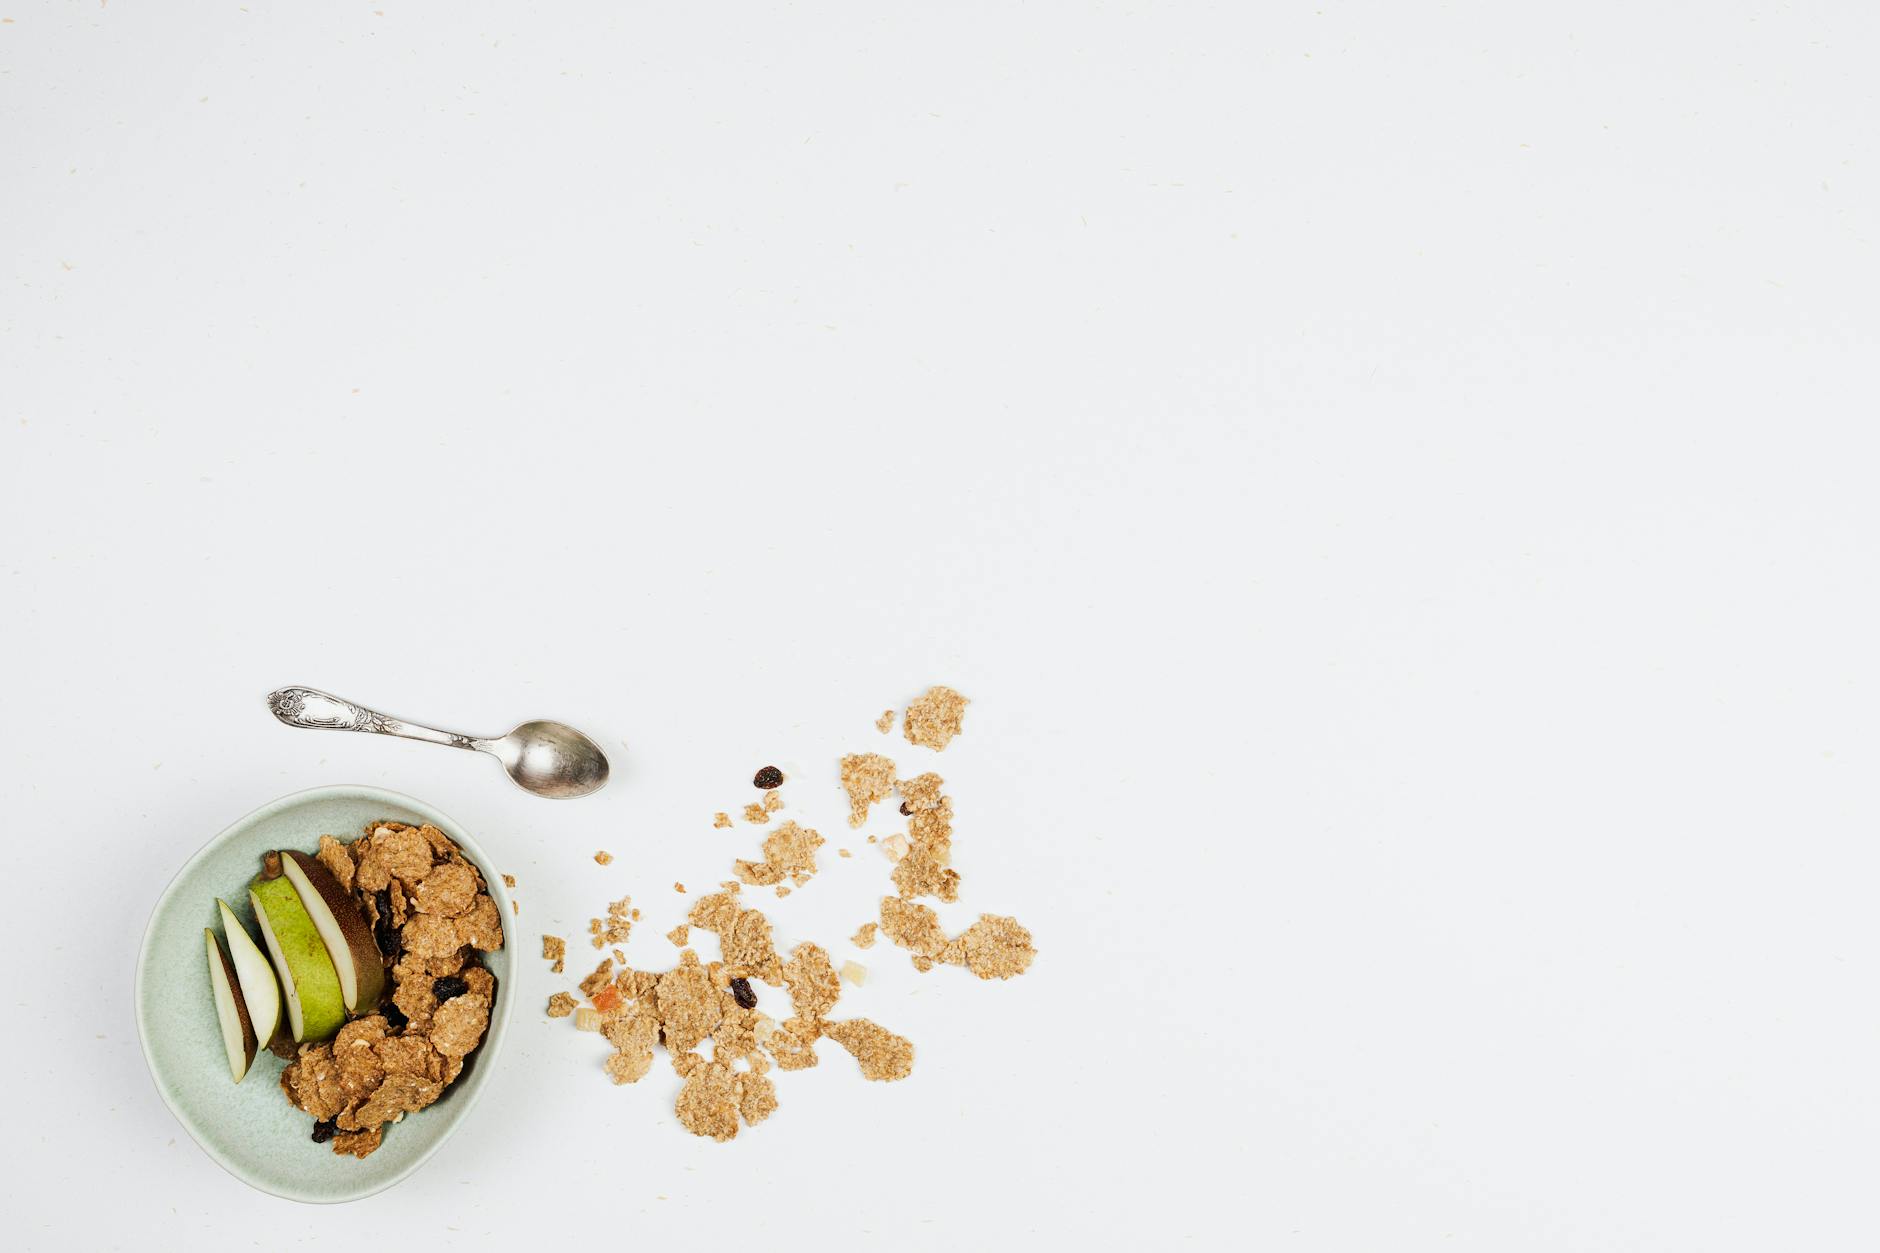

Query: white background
left=2, top=2, right=1876, bottom=1249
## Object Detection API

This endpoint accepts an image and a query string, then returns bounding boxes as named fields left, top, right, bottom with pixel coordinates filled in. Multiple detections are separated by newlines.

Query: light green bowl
left=135, top=786, right=516, bottom=1203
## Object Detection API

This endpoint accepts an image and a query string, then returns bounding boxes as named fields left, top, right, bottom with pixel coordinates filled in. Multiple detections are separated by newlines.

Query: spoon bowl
left=488, top=720, right=610, bottom=798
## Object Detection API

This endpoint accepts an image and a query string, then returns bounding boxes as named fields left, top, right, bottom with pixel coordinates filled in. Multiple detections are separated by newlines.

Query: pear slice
left=205, top=928, right=258, bottom=1082
left=216, top=898, right=281, bottom=1047
left=280, top=850, right=384, bottom=1013
left=249, top=875, right=346, bottom=1042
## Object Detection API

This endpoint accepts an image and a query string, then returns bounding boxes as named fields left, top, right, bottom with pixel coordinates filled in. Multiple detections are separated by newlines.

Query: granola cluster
left=281, top=821, right=503, bottom=1158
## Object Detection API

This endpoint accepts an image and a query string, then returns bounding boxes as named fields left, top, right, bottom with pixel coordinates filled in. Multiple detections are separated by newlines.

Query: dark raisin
left=373, top=889, right=400, bottom=958
left=730, top=976, right=757, bottom=1009
left=310, top=1119, right=336, bottom=1143
left=433, top=975, right=470, bottom=1002
left=382, top=1001, right=409, bottom=1032
left=752, top=765, right=784, bottom=789
left=899, top=802, right=912, bottom=815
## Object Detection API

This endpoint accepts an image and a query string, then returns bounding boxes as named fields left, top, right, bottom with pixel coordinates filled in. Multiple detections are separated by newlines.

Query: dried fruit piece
left=431, top=975, right=469, bottom=1003
left=574, top=1007, right=602, bottom=1032
left=753, top=765, right=784, bottom=789
left=730, top=977, right=757, bottom=1010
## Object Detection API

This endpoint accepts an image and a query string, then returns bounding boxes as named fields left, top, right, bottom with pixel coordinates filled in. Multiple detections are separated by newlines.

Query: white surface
left=2, top=2, right=1876, bottom=1249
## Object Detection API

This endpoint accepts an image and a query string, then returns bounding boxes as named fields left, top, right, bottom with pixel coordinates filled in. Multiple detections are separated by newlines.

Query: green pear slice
left=249, top=875, right=346, bottom=1042
left=281, top=850, right=384, bottom=1013
left=205, top=927, right=258, bottom=1082
left=216, top=898, right=281, bottom=1046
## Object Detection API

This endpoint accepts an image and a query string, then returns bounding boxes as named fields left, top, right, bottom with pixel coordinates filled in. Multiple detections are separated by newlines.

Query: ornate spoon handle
left=266, top=686, right=481, bottom=750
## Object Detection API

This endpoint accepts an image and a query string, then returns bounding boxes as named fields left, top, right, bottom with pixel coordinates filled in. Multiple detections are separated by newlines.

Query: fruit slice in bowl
left=135, top=785, right=515, bottom=1204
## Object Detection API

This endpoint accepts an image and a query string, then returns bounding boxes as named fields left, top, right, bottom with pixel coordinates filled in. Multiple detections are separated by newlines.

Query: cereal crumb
left=762, top=789, right=783, bottom=813
left=546, top=992, right=576, bottom=1018
left=838, top=848, right=851, bottom=858
left=903, top=685, right=969, bottom=750
left=667, top=925, right=690, bottom=947
left=875, top=709, right=894, bottom=734
left=839, top=753, right=897, bottom=828
left=501, top=873, right=516, bottom=888
left=674, top=882, right=686, bottom=893
left=851, top=922, right=877, bottom=949
left=742, top=802, right=769, bottom=824
left=713, top=812, right=732, bottom=828
left=594, top=851, right=613, bottom=865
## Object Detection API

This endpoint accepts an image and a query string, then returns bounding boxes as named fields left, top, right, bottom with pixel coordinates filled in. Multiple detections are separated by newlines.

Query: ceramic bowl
left=135, top=785, right=516, bottom=1203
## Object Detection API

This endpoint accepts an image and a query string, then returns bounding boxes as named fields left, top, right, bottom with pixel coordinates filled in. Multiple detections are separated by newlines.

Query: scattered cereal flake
left=546, top=992, right=577, bottom=1018
left=762, top=789, right=783, bottom=813
left=511, top=899, right=518, bottom=915
left=762, top=1017, right=820, bottom=1071
left=851, top=922, right=877, bottom=949
left=947, top=914, right=1036, bottom=980
left=839, top=753, right=896, bottom=827
left=912, top=955, right=934, bottom=972
left=742, top=802, right=769, bottom=824
left=892, top=843, right=960, bottom=902
left=574, top=1007, right=602, bottom=1032
left=501, top=873, right=516, bottom=888
left=655, top=951, right=724, bottom=1055
left=675, top=1062, right=743, bottom=1141
left=734, top=820, right=825, bottom=887
left=602, top=1004, right=659, bottom=1083
left=579, top=959, right=616, bottom=999
left=594, top=850, right=613, bottom=865
left=674, top=881, right=686, bottom=893
left=903, top=685, right=969, bottom=750
left=667, top=924, right=690, bottom=947
left=821, top=1019, right=914, bottom=1081
left=713, top=812, right=732, bottom=828
left=879, top=897, right=948, bottom=959
left=875, top=709, right=894, bottom=734
left=838, top=848, right=852, bottom=858
left=539, top=934, right=567, bottom=970
left=840, top=960, right=867, bottom=986
left=782, top=943, right=842, bottom=1022
left=896, top=772, right=946, bottom=811
left=775, top=886, right=791, bottom=898
left=737, top=1069, right=779, bottom=1125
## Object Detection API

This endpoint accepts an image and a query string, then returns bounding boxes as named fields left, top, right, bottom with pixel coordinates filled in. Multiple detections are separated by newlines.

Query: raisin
left=730, top=977, right=757, bottom=1009
left=310, top=1119, right=336, bottom=1143
left=373, top=889, right=400, bottom=959
left=382, top=1001, right=409, bottom=1032
left=899, top=802, right=912, bottom=815
left=433, top=975, right=469, bottom=1002
left=752, top=765, right=784, bottom=789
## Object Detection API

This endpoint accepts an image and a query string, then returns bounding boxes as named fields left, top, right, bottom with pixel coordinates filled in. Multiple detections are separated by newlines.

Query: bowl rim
left=133, top=784, right=518, bottom=1204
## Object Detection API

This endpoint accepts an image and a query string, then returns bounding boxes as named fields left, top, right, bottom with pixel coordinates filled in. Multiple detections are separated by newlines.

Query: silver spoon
left=266, top=686, right=611, bottom=798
